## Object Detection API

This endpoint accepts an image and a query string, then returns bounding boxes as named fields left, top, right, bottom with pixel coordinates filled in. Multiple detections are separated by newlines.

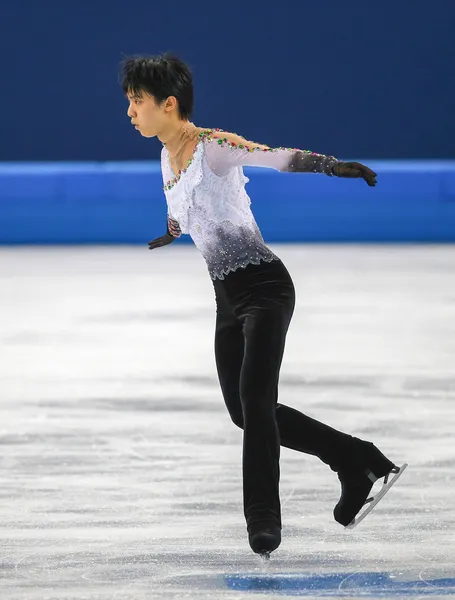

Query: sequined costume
left=161, top=128, right=338, bottom=280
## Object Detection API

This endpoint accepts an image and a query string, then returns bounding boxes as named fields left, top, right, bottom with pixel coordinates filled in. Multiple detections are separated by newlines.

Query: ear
left=164, top=96, right=178, bottom=113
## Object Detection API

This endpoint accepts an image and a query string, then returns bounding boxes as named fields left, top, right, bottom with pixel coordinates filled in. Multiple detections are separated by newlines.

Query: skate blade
left=345, top=463, right=408, bottom=530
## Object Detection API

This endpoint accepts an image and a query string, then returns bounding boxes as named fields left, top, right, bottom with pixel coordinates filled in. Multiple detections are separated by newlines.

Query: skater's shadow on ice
left=224, top=571, right=455, bottom=596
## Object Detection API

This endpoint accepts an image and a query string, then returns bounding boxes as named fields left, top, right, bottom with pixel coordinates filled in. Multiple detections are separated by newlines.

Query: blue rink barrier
left=1, top=161, right=455, bottom=244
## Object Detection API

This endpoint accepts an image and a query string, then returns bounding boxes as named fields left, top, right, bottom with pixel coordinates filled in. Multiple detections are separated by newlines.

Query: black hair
left=120, top=53, right=193, bottom=120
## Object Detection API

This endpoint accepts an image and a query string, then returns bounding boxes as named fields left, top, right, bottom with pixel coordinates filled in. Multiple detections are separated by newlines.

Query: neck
left=159, top=120, right=197, bottom=156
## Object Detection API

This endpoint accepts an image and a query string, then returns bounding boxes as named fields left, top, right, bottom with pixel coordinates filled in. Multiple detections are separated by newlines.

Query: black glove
left=332, top=162, right=377, bottom=187
left=148, top=218, right=182, bottom=250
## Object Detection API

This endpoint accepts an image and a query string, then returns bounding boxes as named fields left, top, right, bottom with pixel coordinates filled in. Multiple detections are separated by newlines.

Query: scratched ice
left=1, top=245, right=455, bottom=599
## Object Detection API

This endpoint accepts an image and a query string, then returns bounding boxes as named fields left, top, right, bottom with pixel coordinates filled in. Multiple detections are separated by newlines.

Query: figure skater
left=120, top=53, right=406, bottom=557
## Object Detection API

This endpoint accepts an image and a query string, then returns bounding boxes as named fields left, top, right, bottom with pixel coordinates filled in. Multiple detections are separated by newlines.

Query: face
left=126, top=91, right=169, bottom=138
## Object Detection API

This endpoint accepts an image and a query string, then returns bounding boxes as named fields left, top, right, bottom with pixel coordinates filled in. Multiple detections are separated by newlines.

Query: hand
left=148, top=232, right=175, bottom=250
left=148, top=218, right=182, bottom=250
left=333, top=162, right=377, bottom=187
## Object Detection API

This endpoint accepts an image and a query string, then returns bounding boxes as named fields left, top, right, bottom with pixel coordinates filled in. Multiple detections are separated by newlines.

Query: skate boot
left=334, top=441, right=407, bottom=528
left=248, top=521, right=281, bottom=557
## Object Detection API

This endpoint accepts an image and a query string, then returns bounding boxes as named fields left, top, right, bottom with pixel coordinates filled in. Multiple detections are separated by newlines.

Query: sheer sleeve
left=202, top=130, right=339, bottom=177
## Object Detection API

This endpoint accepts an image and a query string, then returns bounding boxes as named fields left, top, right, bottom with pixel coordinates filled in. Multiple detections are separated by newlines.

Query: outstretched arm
left=203, top=130, right=377, bottom=186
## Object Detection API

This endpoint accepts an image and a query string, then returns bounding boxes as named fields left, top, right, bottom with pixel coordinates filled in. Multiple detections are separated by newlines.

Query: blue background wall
left=1, top=0, right=454, bottom=244
left=1, top=0, right=454, bottom=162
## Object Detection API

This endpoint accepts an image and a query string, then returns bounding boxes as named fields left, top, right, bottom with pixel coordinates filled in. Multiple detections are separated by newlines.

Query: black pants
left=212, top=258, right=359, bottom=529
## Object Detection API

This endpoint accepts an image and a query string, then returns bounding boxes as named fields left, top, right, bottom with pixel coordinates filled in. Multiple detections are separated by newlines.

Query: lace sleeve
left=203, top=130, right=339, bottom=177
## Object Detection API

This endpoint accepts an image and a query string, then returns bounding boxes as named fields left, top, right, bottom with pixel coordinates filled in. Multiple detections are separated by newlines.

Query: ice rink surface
left=1, top=244, right=455, bottom=599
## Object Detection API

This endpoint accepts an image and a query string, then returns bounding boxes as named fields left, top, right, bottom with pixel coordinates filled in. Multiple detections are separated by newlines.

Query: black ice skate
left=334, top=442, right=407, bottom=528
left=248, top=522, right=281, bottom=557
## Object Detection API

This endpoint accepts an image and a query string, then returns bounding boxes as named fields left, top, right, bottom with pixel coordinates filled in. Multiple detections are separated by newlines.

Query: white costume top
left=161, top=129, right=338, bottom=280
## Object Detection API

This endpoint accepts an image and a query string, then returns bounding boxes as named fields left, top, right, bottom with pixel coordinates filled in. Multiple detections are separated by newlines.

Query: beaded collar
left=162, top=128, right=300, bottom=192
left=163, top=129, right=215, bottom=192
